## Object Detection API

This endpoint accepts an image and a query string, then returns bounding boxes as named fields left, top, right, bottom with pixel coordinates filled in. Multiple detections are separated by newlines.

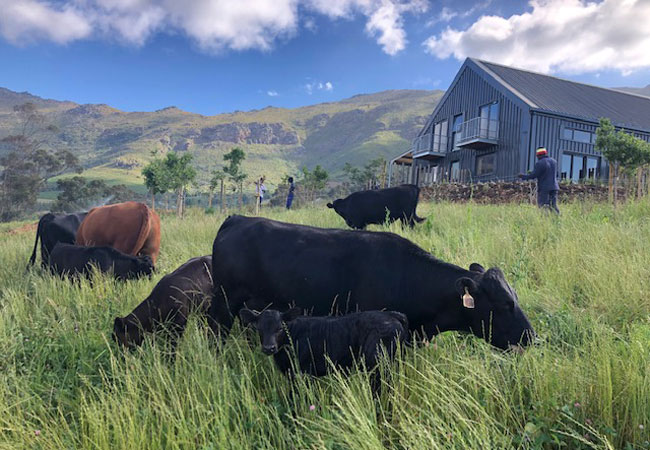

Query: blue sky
left=0, top=0, right=649, bottom=115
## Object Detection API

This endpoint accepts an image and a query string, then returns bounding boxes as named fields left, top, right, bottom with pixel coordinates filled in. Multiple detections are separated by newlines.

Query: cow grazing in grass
left=210, top=215, right=535, bottom=351
left=113, top=256, right=213, bottom=348
left=28, top=212, right=88, bottom=268
left=326, top=184, right=425, bottom=229
left=240, top=308, right=407, bottom=390
left=76, top=201, right=161, bottom=264
left=48, top=243, right=153, bottom=280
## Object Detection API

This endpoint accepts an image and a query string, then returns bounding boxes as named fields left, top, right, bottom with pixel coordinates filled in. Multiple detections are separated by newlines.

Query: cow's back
left=341, top=185, right=420, bottom=227
left=212, top=215, right=432, bottom=316
left=76, top=202, right=159, bottom=263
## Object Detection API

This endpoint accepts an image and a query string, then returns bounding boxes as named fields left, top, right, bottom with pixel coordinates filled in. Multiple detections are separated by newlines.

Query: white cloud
left=0, top=0, right=92, bottom=44
left=0, top=0, right=427, bottom=55
left=425, top=1, right=492, bottom=27
left=305, top=80, right=334, bottom=94
left=267, top=90, right=279, bottom=96
left=423, top=0, right=650, bottom=75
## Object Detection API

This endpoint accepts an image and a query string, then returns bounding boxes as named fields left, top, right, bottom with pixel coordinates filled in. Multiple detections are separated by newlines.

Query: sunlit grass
left=0, top=201, right=648, bottom=449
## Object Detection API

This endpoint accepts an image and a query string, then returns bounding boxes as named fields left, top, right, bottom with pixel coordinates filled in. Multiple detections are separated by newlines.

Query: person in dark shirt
left=519, top=147, right=560, bottom=214
left=286, top=176, right=295, bottom=209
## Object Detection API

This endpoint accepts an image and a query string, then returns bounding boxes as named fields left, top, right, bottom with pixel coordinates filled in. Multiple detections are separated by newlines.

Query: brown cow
left=76, top=201, right=161, bottom=264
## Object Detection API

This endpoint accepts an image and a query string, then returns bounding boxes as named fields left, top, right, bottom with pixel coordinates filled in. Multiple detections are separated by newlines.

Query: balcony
left=412, top=133, right=447, bottom=159
left=457, top=117, right=499, bottom=149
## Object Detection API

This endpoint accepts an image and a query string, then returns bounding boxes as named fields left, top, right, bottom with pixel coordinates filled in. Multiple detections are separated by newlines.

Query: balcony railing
left=457, top=117, right=499, bottom=148
left=412, top=133, right=447, bottom=158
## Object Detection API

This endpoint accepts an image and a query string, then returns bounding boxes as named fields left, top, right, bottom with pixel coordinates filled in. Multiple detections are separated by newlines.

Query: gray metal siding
left=424, top=65, right=525, bottom=181
left=528, top=112, right=650, bottom=178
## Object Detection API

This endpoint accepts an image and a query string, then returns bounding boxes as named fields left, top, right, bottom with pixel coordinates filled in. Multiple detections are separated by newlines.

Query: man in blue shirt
left=518, top=147, right=560, bottom=214
left=286, top=176, right=295, bottom=209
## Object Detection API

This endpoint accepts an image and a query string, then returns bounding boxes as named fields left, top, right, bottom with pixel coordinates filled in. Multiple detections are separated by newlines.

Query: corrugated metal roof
left=474, top=59, right=650, bottom=132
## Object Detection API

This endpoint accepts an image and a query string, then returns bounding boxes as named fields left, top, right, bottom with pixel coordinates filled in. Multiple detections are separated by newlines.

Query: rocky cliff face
left=197, top=122, right=299, bottom=145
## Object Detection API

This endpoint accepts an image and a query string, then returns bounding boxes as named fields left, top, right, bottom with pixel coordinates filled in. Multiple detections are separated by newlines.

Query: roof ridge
left=473, top=58, right=650, bottom=103
left=471, top=59, right=538, bottom=108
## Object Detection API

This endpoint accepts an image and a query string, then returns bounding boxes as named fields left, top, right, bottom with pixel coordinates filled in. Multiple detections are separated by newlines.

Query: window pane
left=490, top=102, right=499, bottom=121
left=574, top=130, right=591, bottom=143
left=563, top=128, right=573, bottom=140
left=439, top=120, right=448, bottom=137
left=450, top=161, right=460, bottom=181
left=561, top=154, right=571, bottom=180
left=479, top=106, right=489, bottom=136
left=570, top=155, right=582, bottom=182
left=453, top=114, right=463, bottom=130
left=476, top=153, right=496, bottom=176
left=586, top=157, right=598, bottom=179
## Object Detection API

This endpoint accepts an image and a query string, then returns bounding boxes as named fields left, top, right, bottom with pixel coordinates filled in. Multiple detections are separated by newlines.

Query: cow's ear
left=239, top=309, right=260, bottom=327
left=326, top=202, right=334, bottom=209
left=282, top=307, right=302, bottom=322
left=469, top=263, right=485, bottom=273
left=455, top=277, right=478, bottom=309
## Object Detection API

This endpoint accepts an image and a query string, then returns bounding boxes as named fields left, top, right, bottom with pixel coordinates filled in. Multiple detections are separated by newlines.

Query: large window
left=451, top=114, right=464, bottom=149
left=450, top=161, right=461, bottom=182
left=562, top=127, right=595, bottom=144
left=432, top=120, right=448, bottom=153
left=479, top=102, right=499, bottom=139
left=476, top=153, right=496, bottom=176
left=561, top=153, right=600, bottom=182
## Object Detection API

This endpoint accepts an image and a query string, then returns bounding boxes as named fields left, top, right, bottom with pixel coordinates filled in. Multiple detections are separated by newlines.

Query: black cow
left=28, top=212, right=88, bottom=268
left=327, top=184, right=425, bottom=229
left=210, top=216, right=535, bottom=351
left=113, top=256, right=213, bottom=348
left=240, top=308, right=407, bottom=390
left=48, top=243, right=154, bottom=280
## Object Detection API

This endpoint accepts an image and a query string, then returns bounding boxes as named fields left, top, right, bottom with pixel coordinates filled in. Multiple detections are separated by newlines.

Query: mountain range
left=0, top=87, right=444, bottom=192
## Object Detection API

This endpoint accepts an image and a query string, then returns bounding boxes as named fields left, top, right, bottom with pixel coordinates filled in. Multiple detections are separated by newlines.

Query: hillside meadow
left=0, top=201, right=649, bottom=449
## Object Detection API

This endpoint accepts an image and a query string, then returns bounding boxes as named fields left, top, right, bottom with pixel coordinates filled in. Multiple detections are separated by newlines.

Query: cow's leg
left=140, top=227, right=161, bottom=264
left=207, top=285, right=252, bottom=339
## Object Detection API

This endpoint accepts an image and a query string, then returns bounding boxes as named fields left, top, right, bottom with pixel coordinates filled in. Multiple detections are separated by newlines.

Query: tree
left=595, top=118, right=650, bottom=206
left=342, top=157, right=386, bottom=192
left=53, top=176, right=137, bottom=212
left=0, top=103, right=80, bottom=221
left=301, top=165, right=329, bottom=202
left=141, top=155, right=169, bottom=211
left=163, top=152, right=197, bottom=218
left=209, top=169, right=226, bottom=211
left=223, top=147, right=246, bottom=209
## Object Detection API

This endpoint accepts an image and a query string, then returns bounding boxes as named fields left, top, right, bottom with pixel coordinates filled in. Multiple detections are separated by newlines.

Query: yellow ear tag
left=462, top=287, right=475, bottom=309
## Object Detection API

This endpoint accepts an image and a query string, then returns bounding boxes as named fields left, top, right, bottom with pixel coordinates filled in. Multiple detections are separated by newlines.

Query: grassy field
left=0, top=201, right=649, bottom=449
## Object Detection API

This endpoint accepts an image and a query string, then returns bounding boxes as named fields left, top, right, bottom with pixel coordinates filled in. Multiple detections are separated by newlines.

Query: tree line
left=0, top=102, right=389, bottom=222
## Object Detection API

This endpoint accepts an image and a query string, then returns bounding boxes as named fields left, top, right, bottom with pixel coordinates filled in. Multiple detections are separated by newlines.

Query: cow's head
left=326, top=199, right=346, bottom=215
left=456, top=264, right=535, bottom=351
left=239, top=308, right=302, bottom=355
left=112, top=316, right=143, bottom=348
left=132, top=255, right=154, bottom=278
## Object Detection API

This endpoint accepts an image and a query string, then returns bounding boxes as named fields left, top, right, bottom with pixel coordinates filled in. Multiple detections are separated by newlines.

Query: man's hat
left=536, top=147, right=548, bottom=156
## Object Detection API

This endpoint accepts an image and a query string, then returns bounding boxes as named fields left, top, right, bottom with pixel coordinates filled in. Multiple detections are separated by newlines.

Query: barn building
left=389, top=58, right=650, bottom=186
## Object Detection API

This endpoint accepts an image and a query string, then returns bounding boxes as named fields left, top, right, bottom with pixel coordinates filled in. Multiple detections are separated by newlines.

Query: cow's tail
left=27, top=214, right=51, bottom=268
left=414, top=215, right=426, bottom=223
left=132, top=204, right=153, bottom=257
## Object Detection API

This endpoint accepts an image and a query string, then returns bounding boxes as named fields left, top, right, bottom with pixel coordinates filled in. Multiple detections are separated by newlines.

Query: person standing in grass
left=286, top=176, right=295, bottom=209
left=519, top=147, right=560, bottom=214
left=256, top=176, right=267, bottom=208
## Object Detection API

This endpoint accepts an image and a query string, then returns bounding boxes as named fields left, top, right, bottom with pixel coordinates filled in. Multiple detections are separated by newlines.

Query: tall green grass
left=0, top=202, right=648, bottom=449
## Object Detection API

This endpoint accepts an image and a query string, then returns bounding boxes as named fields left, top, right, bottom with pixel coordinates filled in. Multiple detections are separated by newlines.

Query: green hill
left=0, top=87, right=443, bottom=190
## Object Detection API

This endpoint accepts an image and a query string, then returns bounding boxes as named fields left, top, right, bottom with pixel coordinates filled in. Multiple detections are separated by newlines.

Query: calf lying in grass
left=49, top=242, right=153, bottom=280
left=113, top=256, right=212, bottom=348
left=239, top=308, right=408, bottom=391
